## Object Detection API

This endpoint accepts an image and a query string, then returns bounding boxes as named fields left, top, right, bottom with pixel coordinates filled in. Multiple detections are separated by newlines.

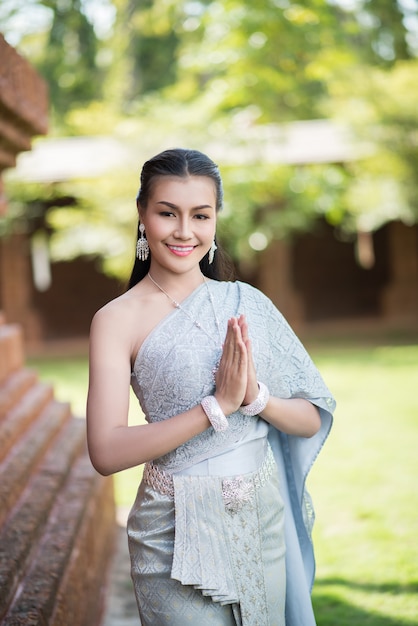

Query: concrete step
left=0, top=318, right=116, bottom=626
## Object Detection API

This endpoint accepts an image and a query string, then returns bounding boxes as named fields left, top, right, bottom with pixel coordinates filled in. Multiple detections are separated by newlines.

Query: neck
left=148, top=266, right=205, bottom=292
left=148, top=268, right=206, bottom=300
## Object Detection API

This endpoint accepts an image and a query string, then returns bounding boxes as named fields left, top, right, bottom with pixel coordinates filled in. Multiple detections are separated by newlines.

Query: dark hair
left=128, top=148, right=235, bottom=288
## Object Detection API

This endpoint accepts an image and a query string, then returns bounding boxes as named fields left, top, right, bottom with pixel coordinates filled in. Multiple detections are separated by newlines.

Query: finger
left=228, top=318, right=243, bottom=349
left=215, top=319, right=247, bottom=404
left=223, top=318, right=239, bottom=359
left=238, top=314, right=248, bottom=341
left=237, top=315, right=252, bottom=358
left=220, top=319, right=246, bottom=373
left=218, top=319, right=239, bottom=372
left=231, top=318, right=246, bottom=361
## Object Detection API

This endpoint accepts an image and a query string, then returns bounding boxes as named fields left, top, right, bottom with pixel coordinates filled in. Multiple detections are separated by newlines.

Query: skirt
left=127, top=443, right=286, bottom=626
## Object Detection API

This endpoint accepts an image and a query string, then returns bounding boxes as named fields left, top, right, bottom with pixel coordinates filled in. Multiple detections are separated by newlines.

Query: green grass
left=308, top=343, right=418, bottom=625
left=28, top=339, right=418, bottom=625
left=27, top=355, right=90, bottom=417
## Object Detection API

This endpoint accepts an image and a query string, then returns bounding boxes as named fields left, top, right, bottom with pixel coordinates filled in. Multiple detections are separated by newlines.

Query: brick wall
left=0, top=34, right=48, bottom=215
left=0, top=34, right=118, bottom=626
left=0, top=316, right=116, bottom=625
left=0, top=235, right=123, bottom=345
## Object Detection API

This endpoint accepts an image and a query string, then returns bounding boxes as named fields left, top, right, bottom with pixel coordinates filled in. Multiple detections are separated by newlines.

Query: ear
left=137, top=201, right=145, bottom=220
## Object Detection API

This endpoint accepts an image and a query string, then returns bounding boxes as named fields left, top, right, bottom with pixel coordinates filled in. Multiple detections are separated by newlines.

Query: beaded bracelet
left=201, top=395, right=229, bottom=432
left=239, top=382, right=270, bottom=416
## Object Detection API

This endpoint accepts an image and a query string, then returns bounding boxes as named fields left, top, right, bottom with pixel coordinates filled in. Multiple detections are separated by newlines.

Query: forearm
left=88, top=405, right=211, bottom=476
left=259, top=396, right=321, bottom=438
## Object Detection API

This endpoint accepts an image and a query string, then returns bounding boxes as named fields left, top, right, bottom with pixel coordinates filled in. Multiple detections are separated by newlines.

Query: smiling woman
left=86, top=147, right=335, bottom=626
left=127, top=148, right=233, bottom=288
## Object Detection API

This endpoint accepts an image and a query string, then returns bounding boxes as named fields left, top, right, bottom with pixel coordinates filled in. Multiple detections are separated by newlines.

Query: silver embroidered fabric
left=128, top=465, right=286, bottom=626
left=222, top=476, right=254, bottom=514
left=143, top=460, right=175, bottom=498
left=129, top=280, right=336, bottom=625
left=143, top=445, right=275, bottom=515
left=131, top=281, right=334, bottom=475
left=170, top=463, right=286, bottom=625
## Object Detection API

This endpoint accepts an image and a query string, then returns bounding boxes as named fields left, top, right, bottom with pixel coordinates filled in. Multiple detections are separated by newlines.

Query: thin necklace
left=147, top=272, right=222, bottom=348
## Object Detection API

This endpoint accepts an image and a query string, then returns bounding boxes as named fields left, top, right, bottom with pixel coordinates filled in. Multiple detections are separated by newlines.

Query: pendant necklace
left=147, top=272, right=223, bottom=350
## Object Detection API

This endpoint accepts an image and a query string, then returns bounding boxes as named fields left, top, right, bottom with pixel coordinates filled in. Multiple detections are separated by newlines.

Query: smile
left=166, top=245, right=196, bottom=256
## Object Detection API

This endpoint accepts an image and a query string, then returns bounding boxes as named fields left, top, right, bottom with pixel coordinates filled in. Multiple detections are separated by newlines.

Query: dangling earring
left=208, top=239, right=217, bottom=264
left=136, top=223, right=149, bottom=261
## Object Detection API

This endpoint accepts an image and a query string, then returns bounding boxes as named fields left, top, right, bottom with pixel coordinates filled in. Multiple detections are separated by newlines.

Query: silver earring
left=208, top=239, right=217, bottom=264
left=136, top=223, right=149, bottom=261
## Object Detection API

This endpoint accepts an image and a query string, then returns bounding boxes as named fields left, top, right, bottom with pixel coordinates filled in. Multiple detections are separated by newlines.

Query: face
left=139, top=175, right=217, bottom=276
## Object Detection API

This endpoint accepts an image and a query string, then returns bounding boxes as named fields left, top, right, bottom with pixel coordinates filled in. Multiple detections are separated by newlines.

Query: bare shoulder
left=90, top=281, right=169, bottom=360
left=90, top=286, right=142, bottom=351
left=91, top=289, right=138, bottom=327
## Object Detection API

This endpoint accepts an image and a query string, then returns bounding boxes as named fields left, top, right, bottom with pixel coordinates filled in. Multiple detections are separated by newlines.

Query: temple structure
left=0, top=33, right=115, bottom=626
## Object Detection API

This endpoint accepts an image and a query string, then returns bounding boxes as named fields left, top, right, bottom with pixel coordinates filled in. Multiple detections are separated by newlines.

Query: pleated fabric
left=128, top=460, right=286, bottom=626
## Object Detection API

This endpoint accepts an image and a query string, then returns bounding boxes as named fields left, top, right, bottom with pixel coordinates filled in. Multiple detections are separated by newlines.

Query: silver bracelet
left=201, top=396, right=229, bottom=432
left=239, top=382, right=270, bottom=416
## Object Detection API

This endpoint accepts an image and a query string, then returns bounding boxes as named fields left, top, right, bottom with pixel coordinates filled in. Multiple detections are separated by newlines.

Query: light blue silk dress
left=128, top=281, right=335, bottom=626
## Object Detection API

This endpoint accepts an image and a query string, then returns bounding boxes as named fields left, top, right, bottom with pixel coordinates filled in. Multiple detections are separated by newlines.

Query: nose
left=174, top=216, right=192, bottom=240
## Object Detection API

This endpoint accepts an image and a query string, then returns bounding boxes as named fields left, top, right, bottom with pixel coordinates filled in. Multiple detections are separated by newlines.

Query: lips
left=166, top=245, right=196, bottom=257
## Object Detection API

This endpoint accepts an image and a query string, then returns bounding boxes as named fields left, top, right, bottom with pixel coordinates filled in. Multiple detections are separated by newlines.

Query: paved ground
left=102, top=510, right=141, bottom=626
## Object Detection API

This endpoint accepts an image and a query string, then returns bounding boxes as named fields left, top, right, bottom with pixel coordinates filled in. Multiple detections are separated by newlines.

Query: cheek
left=202, top=224, right=216, bottom=242
left=144, top=216, right=167, bottom=237
left=204, top=218, right=217, bottom=238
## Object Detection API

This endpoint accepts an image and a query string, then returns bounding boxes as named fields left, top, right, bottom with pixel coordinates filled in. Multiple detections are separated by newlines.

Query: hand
left=238, top=315, right=259, bottom=406
left=214, top=317, right=247, bottom=415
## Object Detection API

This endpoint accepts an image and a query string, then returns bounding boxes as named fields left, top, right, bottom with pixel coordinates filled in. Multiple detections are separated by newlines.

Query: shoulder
left=210, top=279, right=265, bottom=299
left=210, top=280, right=278, bottom=321
left=91, top=289, right=138, bottom=331
left=89, top=283, right=149, bottom=353
left=226, top=280, right=272, bottom=307
left=237, top=281, right=267, bottom=301
left=210, top=279, right=274, bottom=309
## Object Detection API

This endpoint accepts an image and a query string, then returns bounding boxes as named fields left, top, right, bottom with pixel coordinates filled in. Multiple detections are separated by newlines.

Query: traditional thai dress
left=128, top=281, right=335, bottom=626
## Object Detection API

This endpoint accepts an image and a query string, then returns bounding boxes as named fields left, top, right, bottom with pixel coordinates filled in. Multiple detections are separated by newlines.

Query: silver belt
left=143, top=444, right=276, bottom=514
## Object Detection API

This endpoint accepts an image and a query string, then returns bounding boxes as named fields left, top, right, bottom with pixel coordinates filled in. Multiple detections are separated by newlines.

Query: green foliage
left=3, top=172, right=138, bottom=280
left=0, top=0, right=105, bottom=124
left=2, top=0, right=418, bottom=278
left=325, top=59, right=418, bottom=231
left=46, top=171, right=138, bottom=278
left=309, top=340, right=418, bottom=624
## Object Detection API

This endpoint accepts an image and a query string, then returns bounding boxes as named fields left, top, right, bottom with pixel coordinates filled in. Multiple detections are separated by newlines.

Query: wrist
left=213, top=394, right=237, bottom=418
left=240, top=382, right=270, bottom=416
left=243, top=384, right=260, bottom=406
left=201, top=396, right=229, bottom=432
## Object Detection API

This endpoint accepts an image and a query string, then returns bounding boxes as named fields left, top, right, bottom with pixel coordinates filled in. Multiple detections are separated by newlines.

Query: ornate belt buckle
left=222, top=476, right=254, bottom=514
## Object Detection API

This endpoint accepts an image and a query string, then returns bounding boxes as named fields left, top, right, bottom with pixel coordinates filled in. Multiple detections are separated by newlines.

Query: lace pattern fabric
left=170, top=446, right=285, bottom=624
left=143, top=444, right=275, bottom=514
left=128, top=466, right=286, bottom=626
left=131, top=281, right=334, bottom=473
left=129, top=280, right=335, bottom=625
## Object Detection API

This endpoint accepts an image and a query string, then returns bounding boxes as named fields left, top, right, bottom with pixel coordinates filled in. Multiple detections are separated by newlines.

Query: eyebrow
left=156, top=201, right=214, bottom=210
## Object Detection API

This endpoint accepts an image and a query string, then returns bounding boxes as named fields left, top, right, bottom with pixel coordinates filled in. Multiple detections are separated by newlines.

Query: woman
left=87, top=148, right=335, bottom=626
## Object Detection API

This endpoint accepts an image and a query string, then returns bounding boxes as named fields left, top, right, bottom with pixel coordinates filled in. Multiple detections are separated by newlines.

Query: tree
left=1, top=0, right=105, bottom=123
left=2, top=0, right=418, bottom=276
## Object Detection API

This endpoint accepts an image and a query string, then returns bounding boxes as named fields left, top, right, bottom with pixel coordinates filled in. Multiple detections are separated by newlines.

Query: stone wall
left=0, top=316, right=116, bottom=625
left=0, top=33, right=48, bottom=214
left=0, top=33, right=117, bottom=626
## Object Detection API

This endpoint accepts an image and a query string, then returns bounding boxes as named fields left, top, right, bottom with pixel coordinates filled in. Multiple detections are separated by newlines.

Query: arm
left=87, top=308, right=247, bottom=476
left=238, top=315, right=321, bottom=438
left=259, top=397, right=321, bottom=438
